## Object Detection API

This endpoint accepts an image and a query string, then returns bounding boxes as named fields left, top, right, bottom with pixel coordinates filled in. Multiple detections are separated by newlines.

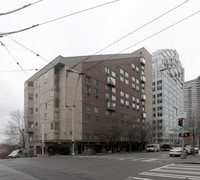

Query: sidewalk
left=175, top=153, right=200, bottom=164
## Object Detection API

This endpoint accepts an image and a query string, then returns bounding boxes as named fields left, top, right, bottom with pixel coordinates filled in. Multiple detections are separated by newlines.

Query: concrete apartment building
left=152, top=49, right=184, bottom=145
left=24, top=47, right=152, bottom=155
left=184, top=76, right=200, bottom=146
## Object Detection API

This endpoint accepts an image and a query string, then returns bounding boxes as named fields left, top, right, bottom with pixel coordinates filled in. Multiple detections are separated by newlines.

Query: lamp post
left=71, top=105, right=75, bottom=156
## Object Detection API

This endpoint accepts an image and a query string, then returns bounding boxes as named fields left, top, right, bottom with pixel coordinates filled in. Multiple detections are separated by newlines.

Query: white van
left=7, top=149, right=34, bottom=158
left=146, top=144, right=160, bottom=152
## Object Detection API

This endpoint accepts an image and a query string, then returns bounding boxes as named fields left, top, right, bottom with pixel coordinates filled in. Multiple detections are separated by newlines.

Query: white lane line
left=126, top=176, right=154, bottom=180
left=151, top=169, right=200, bottom=175
left=131, top=158, right=146, bottom=161
left=142, top=158, right=159, bottom=162
left=119, top=157, right=136, bottom=160
left=139, top=172, right=200, bottom=179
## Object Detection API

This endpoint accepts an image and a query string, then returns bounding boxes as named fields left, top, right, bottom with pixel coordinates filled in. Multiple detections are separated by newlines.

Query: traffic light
left=178, top=118, right=183, bottom=126
left=184, top=133, right=190, bottom=137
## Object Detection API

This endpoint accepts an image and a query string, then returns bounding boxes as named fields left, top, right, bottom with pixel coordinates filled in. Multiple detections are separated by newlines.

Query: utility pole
left=42, top=118, right=44, bottom=157
left=71, top=106, right=75, bottom=156
left=193, top=115, right=195, bottom=156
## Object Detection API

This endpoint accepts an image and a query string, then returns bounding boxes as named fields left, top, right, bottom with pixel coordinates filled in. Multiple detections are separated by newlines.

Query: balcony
left=107, top=76, right=116, bottom=87
left=142, top=112, right=146, bottom=119
left=107, top=101, right=116, bottom=111
left=140, top=57, right=145, bottom=66
left=141, top=75, right=146, bottom=83
left=141, top=94, right=146, bottom=101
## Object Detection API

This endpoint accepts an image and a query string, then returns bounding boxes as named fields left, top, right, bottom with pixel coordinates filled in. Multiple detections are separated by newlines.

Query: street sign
left=41, top=143, right=46, bottom=147
left=185, top=127, right=198, bottom=130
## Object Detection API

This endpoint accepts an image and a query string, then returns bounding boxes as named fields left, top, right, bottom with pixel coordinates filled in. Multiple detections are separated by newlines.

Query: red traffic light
left=184, top=133, right=190, bottom=137
left=178, top=118, right=183, bottom=126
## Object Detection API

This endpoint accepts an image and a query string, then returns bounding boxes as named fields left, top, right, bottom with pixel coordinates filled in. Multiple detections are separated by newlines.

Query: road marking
left=126, top=176, right=154, bottom=180
left=131, top=158, right=146, bottom=161
left=119, top=157, right=136, bottom=160
left=139, top=172, right=200, bottom=179
left=142, top=158, right=159, bottom=162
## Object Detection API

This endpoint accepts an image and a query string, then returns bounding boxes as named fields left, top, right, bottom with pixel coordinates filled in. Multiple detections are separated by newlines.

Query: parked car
left=194, top=147, right=199, bottom=153
left=169, top=147, right=183, bottom=157
left=7, top=149, right=34, bottom=158
left=146, top=144, right=160, bottom=152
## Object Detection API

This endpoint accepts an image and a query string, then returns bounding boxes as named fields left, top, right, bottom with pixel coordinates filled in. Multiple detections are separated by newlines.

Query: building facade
left=24, top=47, right=152, bottom=155
left=152, top=49, right=184, bottom=145
left=184, top=76, right=200, bottom=146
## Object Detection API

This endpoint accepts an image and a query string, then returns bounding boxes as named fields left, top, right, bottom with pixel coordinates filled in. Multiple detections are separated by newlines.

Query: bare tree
left=4, top=110, right=26, bottom=148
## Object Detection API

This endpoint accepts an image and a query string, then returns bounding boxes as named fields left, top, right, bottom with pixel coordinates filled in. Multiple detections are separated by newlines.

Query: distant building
left=24, top=47, right=152, bottom=155
left=152, top=49, right=184, bottom=144
left=184, top=76, right=200, bottom=146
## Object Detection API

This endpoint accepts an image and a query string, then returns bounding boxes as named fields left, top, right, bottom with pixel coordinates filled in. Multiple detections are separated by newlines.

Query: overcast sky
left=0, top=0, right=200, bottom=142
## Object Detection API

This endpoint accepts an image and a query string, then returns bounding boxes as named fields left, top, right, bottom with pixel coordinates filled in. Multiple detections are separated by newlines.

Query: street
left=1, top=151, right=200, bottom=180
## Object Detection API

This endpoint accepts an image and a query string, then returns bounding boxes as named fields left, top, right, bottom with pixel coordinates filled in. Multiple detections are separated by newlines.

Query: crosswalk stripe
left=142, top=158, right=159, bottom=162
left=139, top=172, right=200, bottom=179
left=126, top=176, right=154, bottom=180
left=131, top=158, right=146, bottom=161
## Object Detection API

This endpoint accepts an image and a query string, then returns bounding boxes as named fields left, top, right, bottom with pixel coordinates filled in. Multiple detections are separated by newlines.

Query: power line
left=0, top=40, right=28, bottom=75
left=0, top=0, right=43, bottom=16
left=66, top=0, right=189, bottom=73
left=83, top=9, right=200, bottom=74
left=6, top=36, right=50, bottom=63
left=0, top=0, right=119, bottom=37
left=0, top=69, right=38, bottom=73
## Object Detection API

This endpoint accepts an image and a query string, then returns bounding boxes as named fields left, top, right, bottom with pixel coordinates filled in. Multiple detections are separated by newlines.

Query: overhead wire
left=0, top=0, right=43, bottom=16
left=82, top=9, right=200, bottom=74
left=0, top=40, right=28, bottom=75
left=0, top=0, right=119, bottom=37
left=66, top=0, right=190, bottom=73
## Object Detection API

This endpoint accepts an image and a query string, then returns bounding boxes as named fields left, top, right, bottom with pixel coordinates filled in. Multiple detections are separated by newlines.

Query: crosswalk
left=75, top=155, right=159, bottom=162
left=127, top=164, right=200, bottom=180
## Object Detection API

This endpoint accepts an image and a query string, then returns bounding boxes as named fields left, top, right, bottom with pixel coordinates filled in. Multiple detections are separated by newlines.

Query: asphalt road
left=1, top=151, right=200, bottom=180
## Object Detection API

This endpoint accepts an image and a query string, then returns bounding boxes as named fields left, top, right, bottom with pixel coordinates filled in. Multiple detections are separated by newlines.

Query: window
left=50, top=123, right=54, bottom=130
left=54, top=133, right=59, bottom=139
left=55, top=123, right=59, bottom=130
left=120, top=76, right=124, bottom=82
left=107, top=76, right=116, bottom=85
left=94, top=107, right=99, bottom=113
left=132, top=96, right=136, bottom=102
left=132, top=83, right=136, bottom=89
left=120, top=99, right=125, bottom=104
left=105, top=67, right=110, bottom=74
left=105, top=84, right=110, bottom=91
left=112, top=95, right=116, bottom=101
left=136, top=79, right=139, bottom=84
left=136, top=98, right=140, bottom=103
left=94, top=116, right=100, bottom=122
left=94, top=79, right=99, bottom=86
left=111, top=71, right=116, bottom=77
left=136, top=105, right=140, bottom=110
left=125, top=101, right=129, bottom=106
left=120, top=91, right=124, bottom=96
left=44, top=113, right=47, bottom=120
left=132, top=103, right=136, bottom=108
left=55, top=100, right=59, bottom=108
left=85, top=85, right=91, bottom=93
left=125, top=79, right=129, bottom=85
left=85, top=114, right=91, bottom=122
left=132, top=63, right=135, bottom=69
left=86, top=134, right=91, bottom=140
left=112, top=87, right=116, bottom=93
left=125, top=72, right=129, bottom=78
left=28, top=122, right=33, bottom=128
left=85, top=75, right=91, bottom=82
left=28, top=108, right=33, bottom=114
left=86, top=104, right=91, bottom=112
left=28, top=94, right=33, bottom=101
left=136, top=86, right=139, bottom=91
left=136, top=66, right=139, bottom=72
left=44, top=103, right=47, bottom=110
left=55, top=112, right=59, bottom=119
left=125, top=93, right=129, bottom=99
left=44, top=82, right=48, bottom=89
left=120, top=69, right=124, bottom=74
left=105, top=93, right=110, bottom=99
left=132, top=76, right=135, bottom=81
left=94, top=88, right=99, bottom=96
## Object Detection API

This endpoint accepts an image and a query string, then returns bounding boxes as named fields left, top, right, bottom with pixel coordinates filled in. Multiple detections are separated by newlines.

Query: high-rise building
left=24, top=47, right=152, bottom=155
left=152, top=49, right=184, bottom=144
left=184, top=76, right=200, bottom=145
